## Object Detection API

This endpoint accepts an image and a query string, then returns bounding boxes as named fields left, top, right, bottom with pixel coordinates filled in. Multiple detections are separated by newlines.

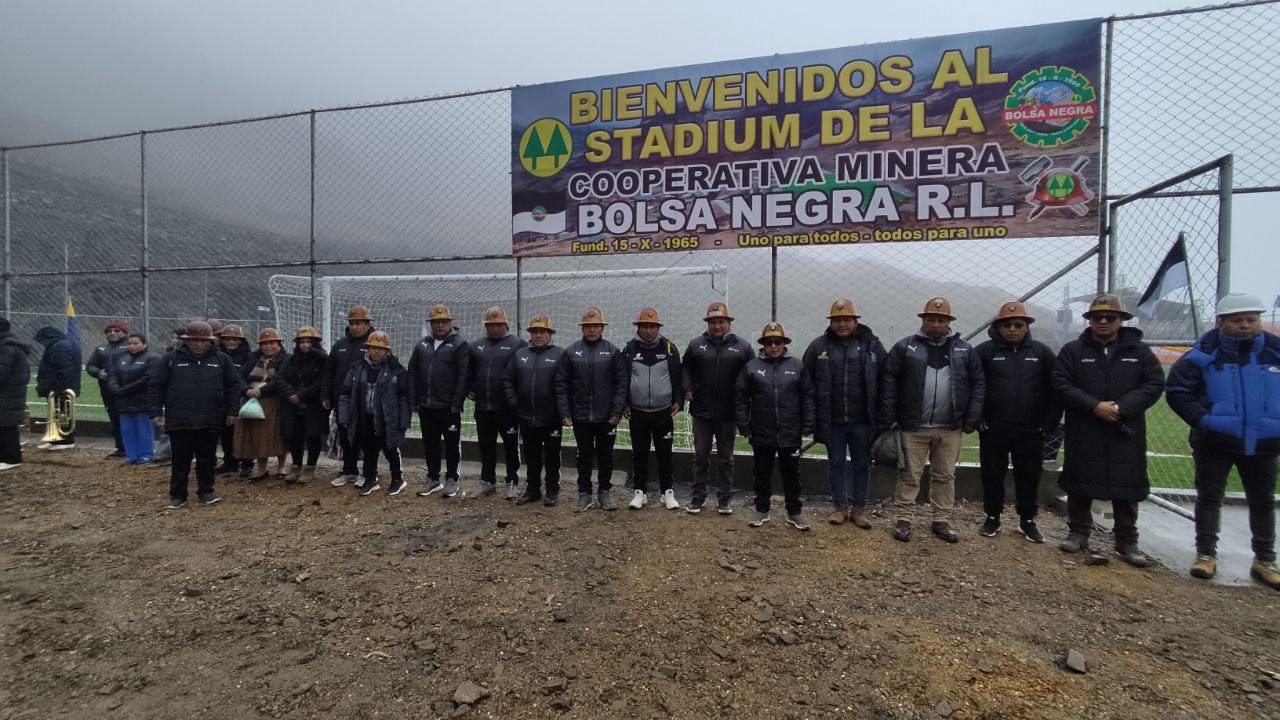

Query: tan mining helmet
left=579, top=307, right=607, bottom=325
left=257, top=328, right=283, bottom=344
left=483, top=306, right=509, bottom=325
left=827, top=298, right=859, bottom=319
left=347, top=305, right=372, bottom=322
left=704, top=301, right=733, bottom=321
left=527, top=314, right=555, bottom=333
left=918, top=297, right=956, bottom=320
left=364, top=331, right=392, bottom=349
left=295, top=326, right=322, bottom=340
left=758, top=322, right=791, bottom=344
left=634, top=307, right=662, bottom=326
left=428, top=305, right=453, bottom=321
left=996, top=301, right=1034, bottom=323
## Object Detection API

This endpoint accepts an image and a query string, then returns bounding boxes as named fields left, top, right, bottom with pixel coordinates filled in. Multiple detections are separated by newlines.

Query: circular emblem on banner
left=519, top=118, right=572, bottom=177
left=1003, top=66, right=1097, bottom=147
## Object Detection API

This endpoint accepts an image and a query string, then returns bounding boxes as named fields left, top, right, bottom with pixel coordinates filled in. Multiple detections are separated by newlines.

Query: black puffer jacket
left=339, top=355, right=411, bottom=450
left=34, top=327, right=81, bottom=396
left=85, top=338, right=127, bottom=396
left=107, top=349, right=161, bottom=414
left=735, top=352, right=815, bottom=448
left=147, top=344, right=241, bottom=430
left=468, top=333, right=527, bottom=412
left=801, top=324, right=886, bottom=440
left=407, top=330, right=470, bottom=413
left=0, top=331, right=31, bottom=426
left=504, top=344, right=565, bottom=427
left=222, top=343, right=252, bottom=395
left=682, top=332, right=753, bottom=420
left=556, top=338, right=627, bottom=423
left=881, top=332, right=984, bottom=431
left=1053, top=327, right=1165, bottom=501
left=975, top=325, right=1060, bottom=434
left=279, top=345, right=330, bottom=438
left=322, top=326, right=372, bottom=408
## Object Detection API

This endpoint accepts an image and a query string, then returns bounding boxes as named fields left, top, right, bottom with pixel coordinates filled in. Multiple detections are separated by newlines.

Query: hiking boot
left=1116, top=544, right=1150, bottom=568
left=892, top=520, right=912, bottom=542
left=249, top=459, right=269, bottom=481
left=598, top=491, right=618, bottom=511
left=748, top=510, right=769, bottom=527
left=543, top=491, right=559, bottom=507
left=418, top=478, right=444, bottom=497
left=359, top=481, right=381, bottom=496
left=442, top=477, right=460, bottom=497
left=932, top=521, right=959, bottom=544
left=978, top=516, right=1000, bottom=537
left=476, top=481, right=497, bottom=497
left=505, top=483, right=520, bottom=500
left=848, top=507, right=873, bottom=529
left=298, top=466, right=315, bottom=484
left=717, top=498, right=734, bottom=515
left=628, top=490, right=648, bottom=510
left=827, top=507, right=848, bottom=526
left=198, top=493, right=221, bottom=506
left=1059, top=534, right=1088, bottom=554
left=515, top=489, right=542, bottom=505
left=165, top=498, right=186, bottom=510
left=1189, top=555, right=1217, bottom=580
left=1250, top=559, right=1280, bottom=589
left=787, top=513, right=810, bottom=531
left=1018, top=519, right=1044, bottom=544
left=576, top=492, right=596, bottom=512
left=661, top=489, right=680, bottom=510
left=387, top=478, right=406, bottom=496
left=284, top=466, right=301, bottom=484
left=685, top=497, right=705, bottom=514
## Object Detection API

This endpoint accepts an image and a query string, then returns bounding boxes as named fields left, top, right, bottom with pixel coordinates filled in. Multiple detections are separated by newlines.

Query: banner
left=511, top=19, right=1102, bottom=257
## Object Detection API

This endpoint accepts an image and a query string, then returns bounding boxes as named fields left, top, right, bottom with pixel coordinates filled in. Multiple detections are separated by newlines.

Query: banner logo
left=1003, top=66, right=1097, bottom=147
left=519, top=118, right=572, bottom=177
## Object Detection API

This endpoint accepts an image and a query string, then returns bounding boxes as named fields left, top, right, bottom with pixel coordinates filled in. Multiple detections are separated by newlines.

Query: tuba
left=35, top=390, right=76, bottom=443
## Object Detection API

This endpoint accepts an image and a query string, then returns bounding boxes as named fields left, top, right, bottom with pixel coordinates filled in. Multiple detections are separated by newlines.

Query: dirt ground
left=2, top=444, right=1279, bottom=720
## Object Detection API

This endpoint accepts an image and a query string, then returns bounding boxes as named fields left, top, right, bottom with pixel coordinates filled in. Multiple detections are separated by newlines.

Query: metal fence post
left=2, top=148, right=9, bottom=316
left=1217, top=154, right=1233, bottom=299
left=1106, top=201, right=1117, bottom=292
left=770, top=246, right=778, bottom=320
left=1097, top=17, right=1115, bottom=294
left=515, top=256, right=523, bottom=330
left=140, top=131, right=150, bottom=339
left=309, top=110, right=317, bottom=326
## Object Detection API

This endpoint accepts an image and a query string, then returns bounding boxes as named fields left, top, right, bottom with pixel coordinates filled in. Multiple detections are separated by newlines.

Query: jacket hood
left=175, top=343, right=217, bottom=361
left=345, top=325, right=373, bottom=341
left=986, top=323, right=1034, bottom=346
left=702, top=331, right=740, bottom=345
left=1078, top=325, right=1144, bottom=348
left=1193, top=328, right=1279, bottom=356
left=366, top=353, right=403, bottom=371
left=0, top=330, right=28, bottom=350
left=825, top=323, right=879, bottom=344
left=34, top=326, right=66, bottom=347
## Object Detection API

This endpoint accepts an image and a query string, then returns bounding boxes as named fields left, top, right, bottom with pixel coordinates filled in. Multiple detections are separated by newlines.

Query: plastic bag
left=239, top=397, right=266, bottom=421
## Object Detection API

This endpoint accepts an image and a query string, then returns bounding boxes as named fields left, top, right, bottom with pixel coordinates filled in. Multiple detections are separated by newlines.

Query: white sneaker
left=45, top=443, right=75, bottom=451
left=36, top=443, right=52, bottom=450
left=0, top=462, right=20, bottom=471
left=661, top=489, right=680, bottom=510
left=628, top=489, right=647, bottom=510
left=330, top=474, right=352, bottom=487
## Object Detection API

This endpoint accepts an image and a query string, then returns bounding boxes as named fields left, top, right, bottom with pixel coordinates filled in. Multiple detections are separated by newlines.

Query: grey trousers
left=691, top=416, right=736, bottom=502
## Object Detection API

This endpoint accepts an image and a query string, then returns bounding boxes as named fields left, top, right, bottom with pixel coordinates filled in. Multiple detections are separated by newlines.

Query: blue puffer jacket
left=1166, top=329, right=1280, bottom=456
left=34, top=327, right=82, bottom=397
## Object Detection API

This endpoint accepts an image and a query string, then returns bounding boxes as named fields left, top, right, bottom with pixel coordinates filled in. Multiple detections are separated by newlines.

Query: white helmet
left=1215, top=293, right=1266, bottom=317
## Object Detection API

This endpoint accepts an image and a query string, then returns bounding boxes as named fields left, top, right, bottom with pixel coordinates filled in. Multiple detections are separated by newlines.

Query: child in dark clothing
left=338, top=331, right=411, bottom=496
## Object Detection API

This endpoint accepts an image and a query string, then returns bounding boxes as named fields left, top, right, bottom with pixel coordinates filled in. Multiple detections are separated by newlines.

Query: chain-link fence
left=2, top=3, right=1278, bottom=491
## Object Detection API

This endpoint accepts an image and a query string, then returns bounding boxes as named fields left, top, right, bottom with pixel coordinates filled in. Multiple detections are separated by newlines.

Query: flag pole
left=1178, top=232, right=1201, bottom=337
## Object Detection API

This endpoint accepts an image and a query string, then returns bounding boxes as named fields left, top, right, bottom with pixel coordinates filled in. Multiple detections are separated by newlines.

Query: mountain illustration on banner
left=512, top=190, right=567, bottom=235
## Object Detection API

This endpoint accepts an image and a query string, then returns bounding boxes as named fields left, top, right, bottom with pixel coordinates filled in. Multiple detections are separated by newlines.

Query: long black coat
left=0, top=331, right=31, bottom=426
left=279, top=345, right=330, bottom=438
left=1052, top=327, right=1165, bottom=501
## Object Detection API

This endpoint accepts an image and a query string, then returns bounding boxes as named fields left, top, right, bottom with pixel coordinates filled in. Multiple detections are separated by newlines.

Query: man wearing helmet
left=339, top=331, right=411, bottom=496
left=467, top=307, right=527, bottom=498
left=323, top=306, right=375, bottom=487
left=503, top=314, right=565, bottom=506
left=623, top=307, right=684, bottom=511
left=409, top=305, right=471, bottom=498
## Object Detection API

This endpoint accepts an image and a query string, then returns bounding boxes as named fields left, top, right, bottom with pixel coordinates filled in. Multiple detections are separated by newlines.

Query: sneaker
left=598, top=491, right=618, bottom=511
left=931, top=521, right=959, bottom=544
left=515, top=490, right=542, bottom=505
left=661, top=489, right=680, bottom=510
left=978, top=517, right=1000, bottom=537
left=748, top=511, right=770, bottom=527
left=628, top=490, right=648, bottom=510
left=198, top=493, right=221, bottom=506
left=353, top=476, right=367, bottom=489
left=505, top=483, right=520, bottom=500
left=848, top=507, right=873, bottom=529
left=827, top=508, right=848, bottom=526
left=1059, top=534, right=1088, bottom=554
left=150, top=459, right=172, bottom=468
left=576, top=492, right=596, bottom=512
left=787, top=513, right=810, bottom=531
left=165, top=498, right=187, bottom=510
left=0, top=462, right=21, bottom=472
left=1250, top=559, right=1280, bottom=589
left=418, top=479, right=444, bottom=497
left=685, top=497, right=705, bottom=515
left=543, top=491, right=559, bottom=507
left=717, top=499, right=734, bottom=516
left=46, top=443, right=75, bottom=451
left=1116, top=544, right=1150, bottom=568
left=359, top=482, right=381, bottom=496
left=387, top=478, right=406, bottom=496
left=1189, top=555, right=1217, bottom=579
left=476, top=481, right=497, bottom=497
left=443, top=477, right=460, bottom=497
left=892, top=520, right=912, bottom=542
left=107, top=449, right=124, bottom=458
left=1018, top=519, right=1044, bottom=544
left=36, top=442, right=53, bottom=450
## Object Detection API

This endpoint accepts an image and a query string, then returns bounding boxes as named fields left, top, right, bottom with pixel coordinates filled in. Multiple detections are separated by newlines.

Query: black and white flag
left=1136, top=236, right=1191, bottom=318
left=512, top=190, right=566, bottom=235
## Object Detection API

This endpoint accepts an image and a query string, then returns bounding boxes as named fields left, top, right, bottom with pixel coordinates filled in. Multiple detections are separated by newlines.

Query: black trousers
left=219, top=424, right=238, bottom=465
left=104, top=393, right=124, bottom=452
left=475, top=408, right=520, bottom=485
left=168, top=429, right=219, bottom=501
left=978, top=430, right=1043, bottom=520
left=572, top=421, right=616, bottom=493
left=520, top=423, right=561, bottom=495
left=630, top=409, right=674, bottom=492
left=358, top=421, right=401, bottom=483
left=752, top=443, right=802, bottom=514
left=1193, top=449, right=1277, bottom=561
left=691, top=416, right=737, bottom=503
left=1066, top=494, right=1139, bottom=547
left=419, top=408, right=462, bottom=481
left=336, top=415, right=359, bottom=476
left=0, top=425, right=21, bottom=464
left=287, top=414, right=324, bottom=467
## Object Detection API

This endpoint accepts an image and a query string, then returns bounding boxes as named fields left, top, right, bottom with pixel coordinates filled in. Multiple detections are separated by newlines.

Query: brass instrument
left=34, top=390, right=76, bottom=443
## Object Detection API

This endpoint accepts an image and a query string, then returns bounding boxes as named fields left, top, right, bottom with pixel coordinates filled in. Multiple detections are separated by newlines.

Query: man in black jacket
left=468, top=306, right=527, bottom=498
left=623, top=307, right=684, bottom=511
left=85, top=318, right=129, bottom=457
left=34, top=326, right=81, bottom=451
left=682, top=301, right=753, bottom=515
left=801, top=298, right=886, bottom=529
left=409, top=304, right=470, bottom=498
left=323, top=306, right=374, bottom=487
left=148, top=321, right=241, bottom=509
left=1053, top=294, right=1164, bottom=567
left=882, top=298, right=985, bottom=544
left=975, top=302, right=1060, bottom=543
left=504, top=314, right=565, bottom=506
left=0, top=318, right=31, bottom=470
left=556, top=307, right=627, bottom=512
